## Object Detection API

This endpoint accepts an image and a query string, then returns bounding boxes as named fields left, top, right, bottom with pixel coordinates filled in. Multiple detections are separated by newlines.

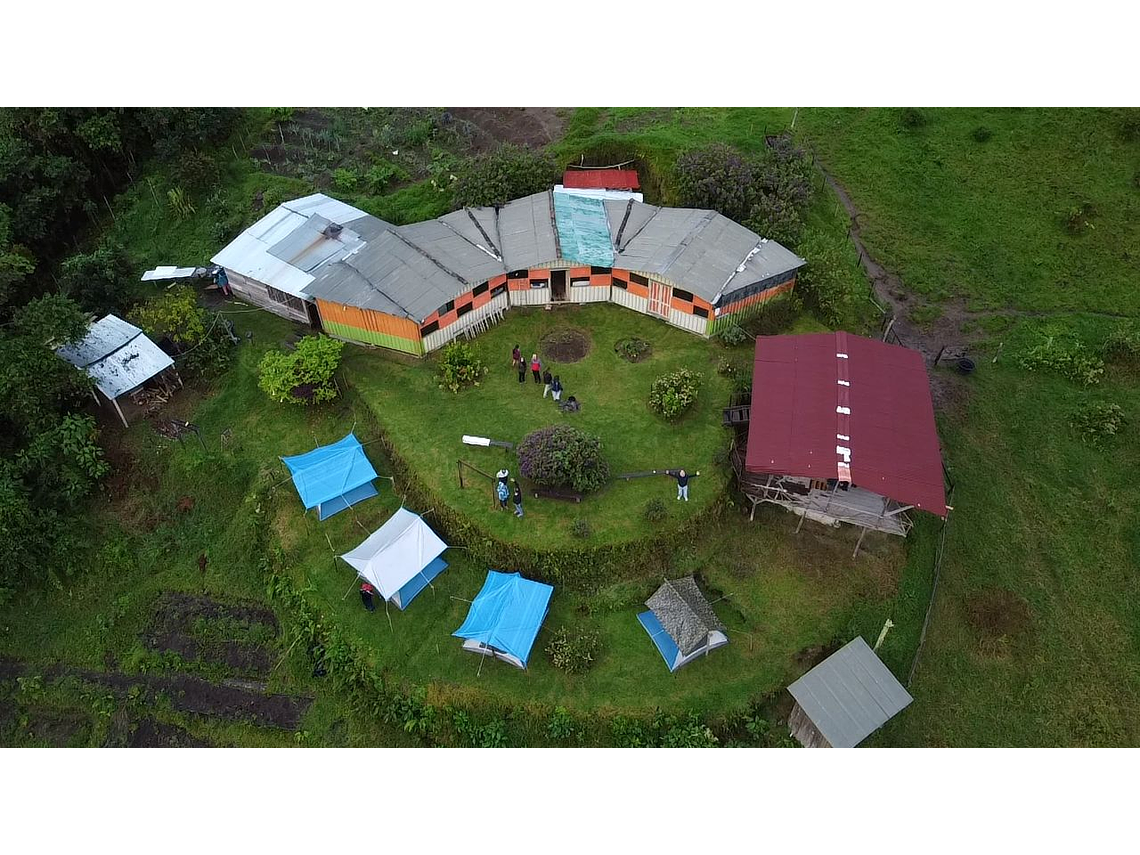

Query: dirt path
left=448, top=108, right=565, bottom=151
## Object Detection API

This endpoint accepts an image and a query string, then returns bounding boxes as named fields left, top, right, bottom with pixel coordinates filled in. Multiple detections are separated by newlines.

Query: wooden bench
left=531, top=485, right=583, bottom=503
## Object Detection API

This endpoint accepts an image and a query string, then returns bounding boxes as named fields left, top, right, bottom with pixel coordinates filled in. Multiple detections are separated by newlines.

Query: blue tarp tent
left=341, top=507, right=448, bottom=610
left=281, top=433, right=379, bottom=520
left=453, top=571, right=554, bottom=669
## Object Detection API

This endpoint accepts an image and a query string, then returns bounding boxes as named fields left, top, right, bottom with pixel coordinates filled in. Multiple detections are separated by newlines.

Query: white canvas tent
left=341, top=507, right=448, bottom=609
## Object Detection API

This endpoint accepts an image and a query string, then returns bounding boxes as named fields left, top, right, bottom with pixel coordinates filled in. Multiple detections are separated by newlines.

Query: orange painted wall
left=316, top=299, right=421, bottom=342
left=717, top=278, right=796, bottom=315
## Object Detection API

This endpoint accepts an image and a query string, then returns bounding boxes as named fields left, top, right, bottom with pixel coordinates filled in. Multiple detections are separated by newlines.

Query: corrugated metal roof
left=399, top=219, right=505, bottom=285
left=498, top=191, right=558, bottom=271
left=212, top=193, right=384, bottom=300
left=744, top=332, right=947, bottom=516
left=438, top=208, right=503, bottom=261
left=646, top=576, right=726, bottom=656
left=56, top=314, right=174, bottom=400
left=603, top=200, right=804, bottom=302
left=563, top=168, right=640, bottom=190
left=787, top=637, right=913, bottom=747
left=553, top=190, right=614, bottom=268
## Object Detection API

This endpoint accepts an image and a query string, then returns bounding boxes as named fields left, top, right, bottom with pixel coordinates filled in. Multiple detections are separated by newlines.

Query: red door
left=648, top=280, right=670, bottom=317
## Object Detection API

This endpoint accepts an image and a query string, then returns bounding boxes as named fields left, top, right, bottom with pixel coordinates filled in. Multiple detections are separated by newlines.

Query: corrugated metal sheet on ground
left=553, top=190, right=614, bottom=268
left=787, top=637, right=913, bottom=747
left=140, top=266, right=200, bottom=281
left=57, top=314, right=173, bottom=399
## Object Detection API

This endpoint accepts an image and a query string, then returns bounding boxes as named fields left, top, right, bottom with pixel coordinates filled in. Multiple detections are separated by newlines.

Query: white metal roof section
left=553, top=185, right=643, bottom=203
left=211, top=194, right=383, bottom=300
left=787, top=637, right=913, bottom=748
left=57, top=314, right=174, bottom=400
left=497, top=191, right=558, bottom=272
left=140, top=266, right=200, bottom=282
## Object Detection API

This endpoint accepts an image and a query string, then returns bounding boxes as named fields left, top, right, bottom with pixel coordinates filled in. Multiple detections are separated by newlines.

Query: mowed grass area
left=796, top=108, right=1140, bottom=314
left=345, top=304, right=736, bottom=547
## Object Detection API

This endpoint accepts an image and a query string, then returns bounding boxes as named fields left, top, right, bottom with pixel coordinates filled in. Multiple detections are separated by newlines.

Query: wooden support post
left=111, top=396, right=129, bottom=428
left=852, top=525, right=869, bottom=558
left=457, top=460, right=464, bottom=489
left=795, top=510, right=807, bottom=534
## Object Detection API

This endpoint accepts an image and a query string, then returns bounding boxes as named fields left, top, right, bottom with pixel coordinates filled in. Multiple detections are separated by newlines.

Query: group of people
left=511, top=345, right=578, bottom=412
left=496, top=468, right=524, bottom=517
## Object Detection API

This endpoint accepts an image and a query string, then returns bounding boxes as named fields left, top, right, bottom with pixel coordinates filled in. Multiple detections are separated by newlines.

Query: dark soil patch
left=144, top=593, right=279, bottom=676
left=794, top=639, right=842, bottom=670
left=614, top=337, right=653, bottom=363
left=0, top=660, right=310, bottom=730
left=448, top=107, right=565, bottom=151
left=539, top=328, right=591, bottom=363
left=176, top=496, right=195, bottom=514
left=20, top=708, right=89, bottom=746
left=965, top=588, right=1032, bottom=639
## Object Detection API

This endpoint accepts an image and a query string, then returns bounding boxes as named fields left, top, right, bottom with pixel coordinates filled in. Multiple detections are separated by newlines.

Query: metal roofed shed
left=562, top=168, right=640, bottom=191
left=56, top=314, right=179, bottom=427
left=786, top=637, right=913, bottom=747
left=637, top=576, right=728, bottom=671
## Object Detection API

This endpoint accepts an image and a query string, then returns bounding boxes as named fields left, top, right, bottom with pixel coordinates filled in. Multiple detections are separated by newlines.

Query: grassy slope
left=794, top=108, right=1140, bottom=746
left=345, top=304, right=733, bottom=547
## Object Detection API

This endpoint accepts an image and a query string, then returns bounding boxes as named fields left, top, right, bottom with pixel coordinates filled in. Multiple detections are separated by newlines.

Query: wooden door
left=648, top=280, right=670, bottom=317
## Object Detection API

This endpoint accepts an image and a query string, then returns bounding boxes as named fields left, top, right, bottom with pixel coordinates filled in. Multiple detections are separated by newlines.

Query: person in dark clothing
left=530, top=353, right=542, bottom=384
left=496, top=469, right=510, bottom=509
left=551, top=375, right=563, bottom=402
left=360, top=582, right=377, bottom=612
left=559, top=395, right=580, bottom=413
left=666, top=468, right=699, bottom=501
left=517, top=359, right=526, bottom=384
left=512, top=480, right=524, bottom=518
left=511, top=344, right=521, bottom=371
left=542, top=368, right=553, bottom=398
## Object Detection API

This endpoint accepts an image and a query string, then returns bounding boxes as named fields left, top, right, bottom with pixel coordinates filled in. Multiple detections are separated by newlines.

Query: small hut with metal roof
left=637, top=576, right=729, bottom=671
left=786, top=637, right=913, bottom=747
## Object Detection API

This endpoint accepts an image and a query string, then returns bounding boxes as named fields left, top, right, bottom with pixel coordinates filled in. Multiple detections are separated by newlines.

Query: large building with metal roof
left=212, top=186, right=806, bottom=356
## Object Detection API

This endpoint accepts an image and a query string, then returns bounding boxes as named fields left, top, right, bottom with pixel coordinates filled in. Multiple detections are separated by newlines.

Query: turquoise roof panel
left=553, top=191, right=614, bottom=267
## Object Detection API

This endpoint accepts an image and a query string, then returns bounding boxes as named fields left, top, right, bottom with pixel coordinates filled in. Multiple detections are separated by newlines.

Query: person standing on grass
left=551, top=375, right=562, bottom=403
left=497, top=476, right=510, bottom=510
left=360, top=582, right=377, bottom=612
left=542, top=367, right=553, bottom=398
left=530, top=353, right=542, bottom=384
left=668, top=468, right=699, bottom=502
left=511, top=344, right=521, bottom=371
left=517, top=356, right=527, bottom=385
left=512, top=479, right=524, bottom=518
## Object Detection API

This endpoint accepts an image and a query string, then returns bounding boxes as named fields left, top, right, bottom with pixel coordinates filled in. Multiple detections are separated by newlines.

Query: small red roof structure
left=562, top=169, right=640, bottom=191
left=744, top=332, right=947, bottom=517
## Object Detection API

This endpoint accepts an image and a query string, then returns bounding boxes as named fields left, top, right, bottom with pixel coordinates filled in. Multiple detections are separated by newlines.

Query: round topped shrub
left=648, top=369, right=703, bottom=420
left=518, top=425, right=610, bottom=494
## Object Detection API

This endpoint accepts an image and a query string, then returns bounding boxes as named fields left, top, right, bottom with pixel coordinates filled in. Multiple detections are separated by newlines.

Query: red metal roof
left=562, top=169, right=640, bottom=191
left=744, top=332, right=947, bottom=517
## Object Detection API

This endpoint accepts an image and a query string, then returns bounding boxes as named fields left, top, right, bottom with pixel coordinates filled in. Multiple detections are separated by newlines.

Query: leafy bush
left=713, top=324, right=749, bottom=347
left=649, top=368, right=703, bottom=420
left=1071, top=402, right=1126, bottom=446
left=452, top=144, right=559, bottom=208
left=971, top=125, right=993, bottom=143
left=365, top=158, right=404, bottom=193
left=570, top=517, right=593, bottom=539
left=615, top=337, right=651, bottom=362
left=545, top=625, right=602, bottom=675
left=547, top=706, right=582, bottom=743
left=518, top=425, right=610, bottom=493
left=661, top=712, right=720, bottom=747
left=1102, top=321, right=1140, bottom=365
left=258, top=335, right=344, bottom=405
left=332, top=168, right=360, bottom=192
left=795, top=228, right=866, bottom=327
left=59, top=241, right=130, bottom=315
left=643, top=497, right=668, bottom=523
left=167, top=186, right=195, bottom=220
left=128, top=286, right=206, bottom=347
left=674, top=143, right=759, bottom=223
left=1017, top=335, right=1104, bottom=386
left=743, top=292, right=803, bottom=336
left=1118, top=109, right=1140, bottom=143
left=171, top=150, right=219, bottom=191
left=436, top=341, right=487, bottom=393
left=898, top=107, right=928, bottom=129
left=746, top=190, right=804, bottom=246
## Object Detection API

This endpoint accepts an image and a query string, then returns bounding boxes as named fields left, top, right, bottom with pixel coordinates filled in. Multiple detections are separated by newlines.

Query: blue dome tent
left=281, top=433, right=379, bottom=520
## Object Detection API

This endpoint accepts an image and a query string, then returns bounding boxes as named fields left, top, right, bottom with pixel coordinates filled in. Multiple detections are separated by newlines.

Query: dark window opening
left=629, top=273, right=648, bottom=286
left=508, top=269, right=529, bottom=279
left=420, top=320, right=440, bottom=336
left=456, top=303, right=473, bottom=318
left=266, top=286, right=305, bottom=313
left=529, top=279, right=548, bottom=288
left=612, top=277, right=628, bottom=290
left=472, top=282, right=489, bottom=297
left=692, top=305, right=710, bottom=319
left=438, top=300, right=455, bottom=315
left=590, top=266, right=610, bottom=276
left=673, top=288, right=694, bottom=303
left=491, top=283, right=508, bottom=298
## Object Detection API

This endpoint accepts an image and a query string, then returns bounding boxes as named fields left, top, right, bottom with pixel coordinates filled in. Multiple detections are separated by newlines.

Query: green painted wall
left=322, top=319, right=424, bottom=356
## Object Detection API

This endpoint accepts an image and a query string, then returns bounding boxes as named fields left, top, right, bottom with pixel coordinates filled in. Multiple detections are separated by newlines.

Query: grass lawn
left=345, top=303, right=738, bottom=548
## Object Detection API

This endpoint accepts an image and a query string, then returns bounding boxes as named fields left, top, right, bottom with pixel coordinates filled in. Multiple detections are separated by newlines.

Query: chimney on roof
left=323, top=222, right=343, bottom=238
